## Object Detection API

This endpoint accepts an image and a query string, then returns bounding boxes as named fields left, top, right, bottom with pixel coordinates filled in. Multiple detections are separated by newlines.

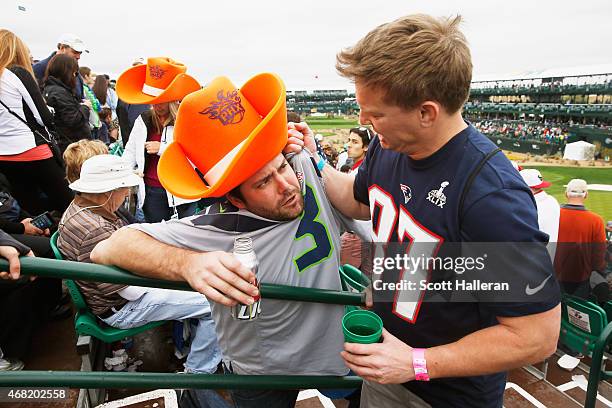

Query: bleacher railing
left=0, top=257, right=364, bottom=390
left=470, top=83, right=612, bottom=97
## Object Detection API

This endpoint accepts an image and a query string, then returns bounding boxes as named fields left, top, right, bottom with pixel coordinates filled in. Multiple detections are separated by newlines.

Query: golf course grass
left=523, top=166, right=612, bottom=220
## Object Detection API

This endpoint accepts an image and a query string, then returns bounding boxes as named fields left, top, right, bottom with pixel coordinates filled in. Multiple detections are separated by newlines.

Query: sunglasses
left=357, top=127, right=373, bottom=141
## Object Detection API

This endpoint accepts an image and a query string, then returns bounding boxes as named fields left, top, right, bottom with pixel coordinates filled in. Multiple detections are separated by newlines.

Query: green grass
left=524, top=166, right=612, bottom=220
left=304, top=117, right=359, bottom=130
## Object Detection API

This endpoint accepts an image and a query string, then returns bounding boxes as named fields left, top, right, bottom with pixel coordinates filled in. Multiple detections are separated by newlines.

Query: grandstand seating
left=559, top=295, right=612, bottom=408
left=464, top=102, right=612, bottom=119
left=49, top=231, right=165, bottom=343
left=560, top=295, right=608, bottom=355
left=470, top=82, right=612, bottom=97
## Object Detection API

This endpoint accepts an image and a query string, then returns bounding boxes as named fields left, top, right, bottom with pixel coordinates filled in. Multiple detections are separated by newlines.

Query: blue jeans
left=143, top=185, right=198, bottom=223
left=102, top=288, right=221, bottom=373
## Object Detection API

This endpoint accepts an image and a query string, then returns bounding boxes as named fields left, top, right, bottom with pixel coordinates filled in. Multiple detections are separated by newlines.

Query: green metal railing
left=585, top=323, right=612, bottom=408
left=0, top=257, right=364, bottom=390
left=0, top=371, right=362, bottom=390
left=0, top=257, right=364, bottom=306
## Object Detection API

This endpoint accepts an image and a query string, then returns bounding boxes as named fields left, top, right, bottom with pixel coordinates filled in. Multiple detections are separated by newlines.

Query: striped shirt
left=57, top=196, right=128, bottom=316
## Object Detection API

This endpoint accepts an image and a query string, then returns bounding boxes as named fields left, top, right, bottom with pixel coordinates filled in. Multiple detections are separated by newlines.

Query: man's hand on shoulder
left=182, top=251, right=259, bottom=307
left=285, top=122, right=317, bottom=157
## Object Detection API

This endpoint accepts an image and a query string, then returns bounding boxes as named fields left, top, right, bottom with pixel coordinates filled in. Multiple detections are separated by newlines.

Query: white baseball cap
left=520, top=169, right=551, bottom=189
left=132, top=57, right=145, bottom=66
left=566, top=179, right=588, bottom=195
left=69, top=155, right=140, bottom=193
left=57, top=33, right=89, bottom=53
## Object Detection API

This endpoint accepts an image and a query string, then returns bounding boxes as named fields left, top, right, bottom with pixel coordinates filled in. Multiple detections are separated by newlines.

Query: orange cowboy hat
left=115, top=57, right=200, bottom=104
left=158, top=73, right=287, bottom=199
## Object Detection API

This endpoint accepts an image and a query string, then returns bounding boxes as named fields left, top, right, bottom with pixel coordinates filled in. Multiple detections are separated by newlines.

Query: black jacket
left=33, top=52, right=84, bottom=99
left=0, top=230, right=30, bottom=256
left=43, top=76, right=90, bottom=152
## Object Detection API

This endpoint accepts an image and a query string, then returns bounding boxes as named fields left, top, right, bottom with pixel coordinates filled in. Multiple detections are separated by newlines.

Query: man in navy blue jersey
left=285, top=14, right=561, bottom=408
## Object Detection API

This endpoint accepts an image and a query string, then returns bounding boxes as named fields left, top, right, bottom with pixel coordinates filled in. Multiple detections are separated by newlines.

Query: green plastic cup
left=339, top=265, right=371, bottom=313
left=339, top=264, right=371, bottom=293
left=342, top=309, right=383, bottom=344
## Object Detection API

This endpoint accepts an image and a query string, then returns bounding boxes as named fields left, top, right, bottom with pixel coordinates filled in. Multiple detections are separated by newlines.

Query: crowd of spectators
left=0, top=29, right=611, bottom=398
left=0, top=30, right=213, bottom=374
left=472, top=119, right=569, bottom=145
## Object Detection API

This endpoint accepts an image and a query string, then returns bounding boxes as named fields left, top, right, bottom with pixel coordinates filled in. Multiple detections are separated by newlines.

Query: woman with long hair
left=0, top=32, right=72, bottom=362
left=122, top=102, right=198, bottom=222
left=93, top=75, right=118, bottom=143
left=92, top=74, right=107, bottom=106
left=0, top=29, right=73, bottom=215
left=43, top=54, right=92, bottom=152
left=92, top=75, right=118, bottom=118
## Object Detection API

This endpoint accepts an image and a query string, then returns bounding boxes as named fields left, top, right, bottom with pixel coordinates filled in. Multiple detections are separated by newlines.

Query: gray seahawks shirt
left=131, top=151, right=368, bottom=375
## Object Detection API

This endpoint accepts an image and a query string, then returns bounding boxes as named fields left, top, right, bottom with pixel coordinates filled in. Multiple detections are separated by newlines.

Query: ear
left=226, top=193, right=246, bottom=209
left=419, top=101, right=440, bottom=128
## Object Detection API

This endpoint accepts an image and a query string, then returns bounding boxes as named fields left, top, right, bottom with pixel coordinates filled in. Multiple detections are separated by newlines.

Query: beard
left=248, top=188, right=304, bottom=222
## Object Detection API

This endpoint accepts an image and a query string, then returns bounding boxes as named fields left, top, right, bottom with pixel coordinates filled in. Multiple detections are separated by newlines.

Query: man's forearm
left=91, top=227, right=193, bottom=282
left=318, top=158, right=369, bottom=220
left=426, top=305, right=560, bottom=379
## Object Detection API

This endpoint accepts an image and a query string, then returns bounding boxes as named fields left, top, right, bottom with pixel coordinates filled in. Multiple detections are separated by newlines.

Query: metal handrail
left=0, top=257, right=365, bottom=306
left=0, top=257, right=365, bottom=390
left=0, top=371, right=362, bottom=389
left=585, top=322, right=612, bottom=408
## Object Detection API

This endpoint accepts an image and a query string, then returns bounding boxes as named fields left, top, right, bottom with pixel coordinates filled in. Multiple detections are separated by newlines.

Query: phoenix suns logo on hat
left=149, top=65, right=167, bottom=79
left=115, top=57, right=200, bottom=104
left=200, top=90, right=246, bottom=126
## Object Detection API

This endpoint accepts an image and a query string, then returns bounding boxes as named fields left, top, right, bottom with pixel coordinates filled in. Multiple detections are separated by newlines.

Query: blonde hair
left=0, top=29, right=34, bottom=78
left=336, top=14, right=472, bottom=114
left=63, top=140, right=109, bottom=183
left=150, top=101, right=179, bottom=134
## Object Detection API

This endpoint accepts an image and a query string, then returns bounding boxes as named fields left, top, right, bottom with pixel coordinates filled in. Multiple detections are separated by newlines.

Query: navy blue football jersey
left=354, top=124, right=560, bottom=407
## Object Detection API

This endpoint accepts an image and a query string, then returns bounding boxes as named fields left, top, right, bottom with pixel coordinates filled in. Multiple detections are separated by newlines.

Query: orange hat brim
left=116, top=64, right=201, bottom=105
left=158, top=73, right=287, bottom=199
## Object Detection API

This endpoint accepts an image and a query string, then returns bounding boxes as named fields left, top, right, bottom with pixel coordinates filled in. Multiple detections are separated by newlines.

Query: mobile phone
left=31, top=212, right=54, bottom=230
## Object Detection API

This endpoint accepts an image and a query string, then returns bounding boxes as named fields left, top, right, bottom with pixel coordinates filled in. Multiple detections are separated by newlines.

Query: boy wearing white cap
left=520, top=168, right=560, bottom=260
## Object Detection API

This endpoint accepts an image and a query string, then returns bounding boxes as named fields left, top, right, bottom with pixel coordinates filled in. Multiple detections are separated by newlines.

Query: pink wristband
left=412, top=348, right=430, bottom=381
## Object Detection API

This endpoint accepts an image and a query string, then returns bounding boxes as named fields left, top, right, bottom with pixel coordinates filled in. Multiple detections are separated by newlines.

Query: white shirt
left=122, top=116, right=197, bottom=208
left=0, top=69, right=44, bottom=154
left=534, top=190, right=560, bottom=261
left=335, top=151, right=348, bottom=170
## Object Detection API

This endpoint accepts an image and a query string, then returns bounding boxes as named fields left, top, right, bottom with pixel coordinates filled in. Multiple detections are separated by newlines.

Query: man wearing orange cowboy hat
left=92, top=72, right=370, bottom=407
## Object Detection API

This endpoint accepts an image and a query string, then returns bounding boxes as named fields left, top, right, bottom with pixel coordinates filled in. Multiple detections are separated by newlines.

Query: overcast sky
left=2, top=0, right=611, bottom=90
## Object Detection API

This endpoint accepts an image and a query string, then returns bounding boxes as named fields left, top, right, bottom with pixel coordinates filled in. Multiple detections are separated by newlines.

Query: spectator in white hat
left=555, top=179, right=607, bottom=298
left=33, top=33, right=88, bottom=99
left=57, top=154, right=222, bottom=377
left=520, top=169, right=560, bottom=260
